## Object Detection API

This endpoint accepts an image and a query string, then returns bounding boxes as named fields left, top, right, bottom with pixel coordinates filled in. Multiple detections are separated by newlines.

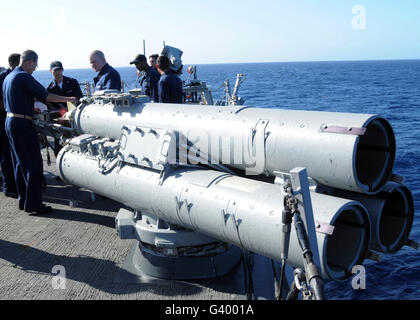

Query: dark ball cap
left=50, top=61, right=63, bottom=70
left=130, top=54, right=146, bottom=64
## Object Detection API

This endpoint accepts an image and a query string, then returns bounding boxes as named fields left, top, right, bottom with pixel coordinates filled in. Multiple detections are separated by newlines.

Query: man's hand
left=67, top=96, right=78, bottom=103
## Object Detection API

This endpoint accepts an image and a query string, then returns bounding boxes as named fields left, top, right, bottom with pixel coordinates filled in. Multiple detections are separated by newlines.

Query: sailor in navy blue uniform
left=156, top=55, right=183, bottom=104
left=89, top=50, right=121, bottom=91
left=47, top=61, right=83, bottom=108
left=149, top=54, right=159, bottom=71
left=0, top=53, right=20, bottom=198
left=129, top=54, right=160, bottom=102
left=2, top=50, right=78, bottom=214
left=47, top=60, right=83, bottom=156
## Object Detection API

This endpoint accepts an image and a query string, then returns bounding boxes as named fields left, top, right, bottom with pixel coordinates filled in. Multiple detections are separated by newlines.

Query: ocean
left=33, top=60, right=420, bottom=300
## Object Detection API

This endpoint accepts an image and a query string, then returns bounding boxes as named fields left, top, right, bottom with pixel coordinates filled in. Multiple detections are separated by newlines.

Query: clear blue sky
left=1, top=0, right=419, bottom=70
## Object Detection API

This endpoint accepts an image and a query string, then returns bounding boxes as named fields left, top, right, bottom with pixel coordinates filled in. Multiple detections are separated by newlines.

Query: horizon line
left=31, top=57, right=420, bottom=71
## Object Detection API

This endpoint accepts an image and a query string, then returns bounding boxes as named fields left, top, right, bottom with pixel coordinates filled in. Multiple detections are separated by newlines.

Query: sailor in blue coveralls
left=156, top=55, right=183, bottom=104
left=2, top=50, right=78, bottom=214
left=0, top=53, right=20, bottom=198
left=47, top=60, right=83, bottom=107
left=129, top=54, right=160, bottom=102
left=149, top=54, right=159, bottom=71
left=47, top=60, right=83, bottom=156
left=89, top=50, right=121, bottom=91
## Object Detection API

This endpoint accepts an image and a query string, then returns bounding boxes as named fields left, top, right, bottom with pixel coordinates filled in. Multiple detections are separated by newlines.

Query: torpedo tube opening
left=355, top=118, right=396, bottom=193
left=378, top=185, right=414, bottom=253
left=324, top=206, right=370, bottom=281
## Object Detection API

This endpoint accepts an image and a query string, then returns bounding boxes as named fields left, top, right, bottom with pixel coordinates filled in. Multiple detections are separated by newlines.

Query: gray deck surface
left=0, top=150, right=278, bottom=300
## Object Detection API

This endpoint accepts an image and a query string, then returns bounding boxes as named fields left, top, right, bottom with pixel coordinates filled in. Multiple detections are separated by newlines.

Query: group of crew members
left=0, top=49, right=183, bottom=215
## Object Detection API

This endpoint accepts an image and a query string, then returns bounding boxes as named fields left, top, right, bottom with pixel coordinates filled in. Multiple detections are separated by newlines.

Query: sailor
left=130, top=54, right=160, bottom=102
left=89, top=50, right=121, bottom=91
left=156, top=55, right=183, bottom=104
left=2, top=49, right=78, bottom=214
left=149, top=54, right=159, bottom=71
left=0, top=53, right=20, bottom=199
left=46, top=61, right=83, bottom=156
left=47, top=60, right=83, bottom=108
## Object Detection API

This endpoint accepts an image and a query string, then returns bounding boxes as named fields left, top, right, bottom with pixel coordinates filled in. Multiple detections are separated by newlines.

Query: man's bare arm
left=46, top=94, right=78, bottom=104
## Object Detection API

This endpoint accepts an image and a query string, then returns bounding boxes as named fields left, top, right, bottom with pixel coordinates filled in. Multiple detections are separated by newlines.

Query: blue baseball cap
left=50, top=61, right=63, bottom=70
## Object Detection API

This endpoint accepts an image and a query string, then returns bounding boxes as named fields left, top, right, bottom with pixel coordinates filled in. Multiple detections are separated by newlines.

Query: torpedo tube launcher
left=314, top=181, right=414, bottom=254
left=72, top=92, right=396, bottom=194
left=34, top=91, right=415, bottom=290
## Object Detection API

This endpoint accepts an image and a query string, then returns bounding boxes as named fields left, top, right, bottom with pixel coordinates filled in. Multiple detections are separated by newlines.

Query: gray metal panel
left=119, top=126, right=175, bottom=171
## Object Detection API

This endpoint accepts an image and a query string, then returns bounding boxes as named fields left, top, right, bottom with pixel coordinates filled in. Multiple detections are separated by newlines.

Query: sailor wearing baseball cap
left=47, top=61, right=82, bottom=105
left=46, top=60, right=83, bottom=156
left=130, top=54, right=160, bottom=102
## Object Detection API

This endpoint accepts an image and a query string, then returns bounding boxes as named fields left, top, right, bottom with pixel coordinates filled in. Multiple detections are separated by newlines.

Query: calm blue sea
left=33, top=60, right=420, bottom=300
